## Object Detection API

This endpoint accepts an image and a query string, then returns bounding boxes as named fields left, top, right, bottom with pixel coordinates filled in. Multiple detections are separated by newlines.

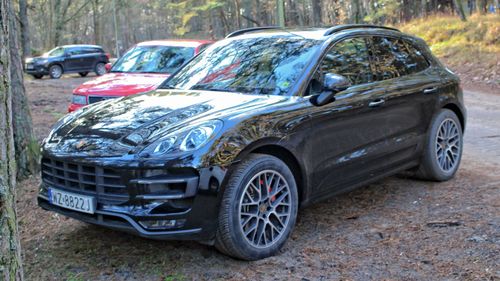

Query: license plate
left=48, top=188, right=96, bottom=214
left=26, top=64, right=34, bottom=70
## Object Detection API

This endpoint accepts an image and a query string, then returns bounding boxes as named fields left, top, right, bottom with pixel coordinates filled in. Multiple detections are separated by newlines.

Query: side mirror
left=314, top=73, right=351, bottom=106
left=105, top=63, right=112, bottom=73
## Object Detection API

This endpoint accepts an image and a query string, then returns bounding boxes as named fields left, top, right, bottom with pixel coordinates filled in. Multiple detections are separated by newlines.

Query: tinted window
left=68, top=48, right=84, bottom=55
left=321, top=38, right=373, bottom=86
left=82, top=47, right=99, bottom=54
left=370, top=37, right=429, bottom=80
left=111, top=46, right=195, bottom=74
left=163, top=37, right=322, bottom=96
left=403, top=41, right=430, bottom=72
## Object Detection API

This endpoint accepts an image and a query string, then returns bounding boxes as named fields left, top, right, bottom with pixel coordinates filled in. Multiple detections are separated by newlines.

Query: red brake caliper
left=260, top=178, right=275, bottom=202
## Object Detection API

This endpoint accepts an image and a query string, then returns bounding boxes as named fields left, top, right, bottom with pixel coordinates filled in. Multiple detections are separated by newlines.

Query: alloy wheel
left=435, top=118, right=461, bottom=172
left=238, top=170, right=292, bottom=248
left=50, top=65, right=62, bottom=78
left=96, top=63, right=106, bottom=75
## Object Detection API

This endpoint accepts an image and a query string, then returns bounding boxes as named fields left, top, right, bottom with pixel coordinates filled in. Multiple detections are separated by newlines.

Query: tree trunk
left=0, top=0, right=24, bottom=279
left=19, top=0, right=31, bottom=61
left=276, top=0, right=285, bottom=27
left=8, top=4, right=38, bottom=179
left=92, top=0, right=100, bottom=45
left=311, top=0, right=322, bottom=26
left=351, top=0, right=361, bottom=23
left=421, top=0, right=427, bottom=17
left=453, top=0, right=468, bottom=21
left=53, top=0, right=72, bottom=46
left=477, top=0, right=487, bottom=13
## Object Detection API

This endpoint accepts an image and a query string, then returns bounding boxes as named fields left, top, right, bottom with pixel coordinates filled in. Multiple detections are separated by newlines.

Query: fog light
left=139, top=219, right=186, bottom=230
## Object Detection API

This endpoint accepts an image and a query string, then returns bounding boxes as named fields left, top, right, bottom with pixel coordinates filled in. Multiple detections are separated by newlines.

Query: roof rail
left=323, top=24, right=400, bottom=36
left=225, top=26, right=282, bottom=38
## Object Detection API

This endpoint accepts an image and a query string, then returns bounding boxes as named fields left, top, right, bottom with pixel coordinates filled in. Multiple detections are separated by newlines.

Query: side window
left=370, top=37, right=402, bottom=80
left=403, top=41, right=430, bottom=73
left=68, top=48, right=83, bottom=56
left=321, top=38, right=373, bottom=86
left=370, top=36, right=429, bottom=80
left=83, top=48, right=94, bottom=54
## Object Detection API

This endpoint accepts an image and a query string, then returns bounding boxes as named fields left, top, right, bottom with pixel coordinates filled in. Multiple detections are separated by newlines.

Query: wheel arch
left=49, top=62, right=64, bottom=72
left=442, top=103, right=465, bottom=132
left=230, top=139, right=307, bottom=206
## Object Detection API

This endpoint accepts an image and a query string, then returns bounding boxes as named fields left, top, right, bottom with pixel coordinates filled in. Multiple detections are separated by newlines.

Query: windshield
left=111, top=46, right=195, bottom=74
left=46, top=47, right=65, bottom=57
left=162, top=36, right=321, bottom=96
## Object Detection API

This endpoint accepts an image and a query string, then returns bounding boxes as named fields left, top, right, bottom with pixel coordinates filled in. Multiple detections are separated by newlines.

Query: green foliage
left=364, top=0, right=400, bottom=24
left=66, top=272, right=85, bottom=281
left=166, top=0, right=224, bottom=36
left=400, top=14, right=500, bottom=58
left=164, top=273, right=186, bottom=281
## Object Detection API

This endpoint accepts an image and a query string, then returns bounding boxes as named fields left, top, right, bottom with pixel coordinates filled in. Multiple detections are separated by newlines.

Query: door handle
left=423, top=87, right=438, bottom=94
left=368, top=99, right=385, bottom=107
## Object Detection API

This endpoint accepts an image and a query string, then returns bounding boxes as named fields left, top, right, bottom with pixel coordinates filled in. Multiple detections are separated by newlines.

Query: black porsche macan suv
left=38, top=25, right=466, bottom=260
left=25, top=44, right=109, bottom=79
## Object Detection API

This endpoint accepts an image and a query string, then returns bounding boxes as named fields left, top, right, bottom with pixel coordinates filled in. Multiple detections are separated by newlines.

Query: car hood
left=44, top=89, right=291, bottom=156
left=25, top=56, right=49, bottom=63
left=73, top=73, right=169, bottom=96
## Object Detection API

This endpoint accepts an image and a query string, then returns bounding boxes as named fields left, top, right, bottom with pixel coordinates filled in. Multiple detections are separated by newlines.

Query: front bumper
left=37, top=156, right=227, bottom=242
left=25, top=64, right=49, bottom=75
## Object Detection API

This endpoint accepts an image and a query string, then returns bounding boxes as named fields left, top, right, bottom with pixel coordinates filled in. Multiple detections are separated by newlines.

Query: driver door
left=305, top=37, right=396, bottom=198
left=64, top=47, right=87, bottom=71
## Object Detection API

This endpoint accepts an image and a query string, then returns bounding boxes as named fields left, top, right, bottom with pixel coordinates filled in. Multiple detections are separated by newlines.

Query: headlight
left=145, top=120, right=222, bottom=156
left=153, top=136, right=176, bottom=154
left=180, top=126, right=217, bottom=151
left=72, top=94, right=87, bottom=105
left=36, top=58, right=48, bottom=65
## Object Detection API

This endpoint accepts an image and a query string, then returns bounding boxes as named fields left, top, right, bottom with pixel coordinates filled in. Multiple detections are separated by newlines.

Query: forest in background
left=12, top=0, right=500, bottom=58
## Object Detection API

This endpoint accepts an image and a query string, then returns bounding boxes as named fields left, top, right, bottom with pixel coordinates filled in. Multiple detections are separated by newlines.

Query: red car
left=68, top=39, right=213, bottom=112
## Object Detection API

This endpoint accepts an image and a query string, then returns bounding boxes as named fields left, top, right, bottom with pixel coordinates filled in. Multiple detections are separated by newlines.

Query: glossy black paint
left=38, top=26, right=466, bottom=242
left=25, top=44, right=109, bottom=76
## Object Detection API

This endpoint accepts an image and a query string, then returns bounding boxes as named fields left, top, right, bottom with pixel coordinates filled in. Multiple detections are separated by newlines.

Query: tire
left=32, top=74, right=43, bottom=79
left=78, top=72, right=89, bottom=77
left=215, top=153, right=298, bottom=260
left=94, top=62, right=106, bottom=76
left=49, top=64, right=63, bottom=79
left=416, top=109, right=463, bottom=181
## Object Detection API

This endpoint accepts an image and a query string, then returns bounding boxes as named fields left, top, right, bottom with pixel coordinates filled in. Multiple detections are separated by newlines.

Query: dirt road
left=18, top=76, right=499, bottom=280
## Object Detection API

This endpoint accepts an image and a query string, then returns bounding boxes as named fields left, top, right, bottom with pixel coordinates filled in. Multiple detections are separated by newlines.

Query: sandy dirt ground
left=16, top=74, right=499, bottom=280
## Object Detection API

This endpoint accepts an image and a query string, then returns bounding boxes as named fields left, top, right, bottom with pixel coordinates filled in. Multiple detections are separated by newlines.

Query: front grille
left=41, top=158, right=129, bottom=204
left=88, top=96, right=116, bottom=104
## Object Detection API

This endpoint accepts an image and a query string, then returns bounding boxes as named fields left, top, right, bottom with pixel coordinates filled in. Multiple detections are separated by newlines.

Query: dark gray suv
left=25, top=44, right=110, bottom=79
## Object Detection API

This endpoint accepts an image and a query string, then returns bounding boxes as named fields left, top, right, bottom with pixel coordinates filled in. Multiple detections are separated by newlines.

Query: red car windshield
left=111, top=45, right=195, bottom=74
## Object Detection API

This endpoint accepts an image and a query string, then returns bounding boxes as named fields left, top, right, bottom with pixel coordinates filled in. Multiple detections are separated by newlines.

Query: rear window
left=85, top=47, right=100, bottom=54
left=370, top=36, right=430, bottom=81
